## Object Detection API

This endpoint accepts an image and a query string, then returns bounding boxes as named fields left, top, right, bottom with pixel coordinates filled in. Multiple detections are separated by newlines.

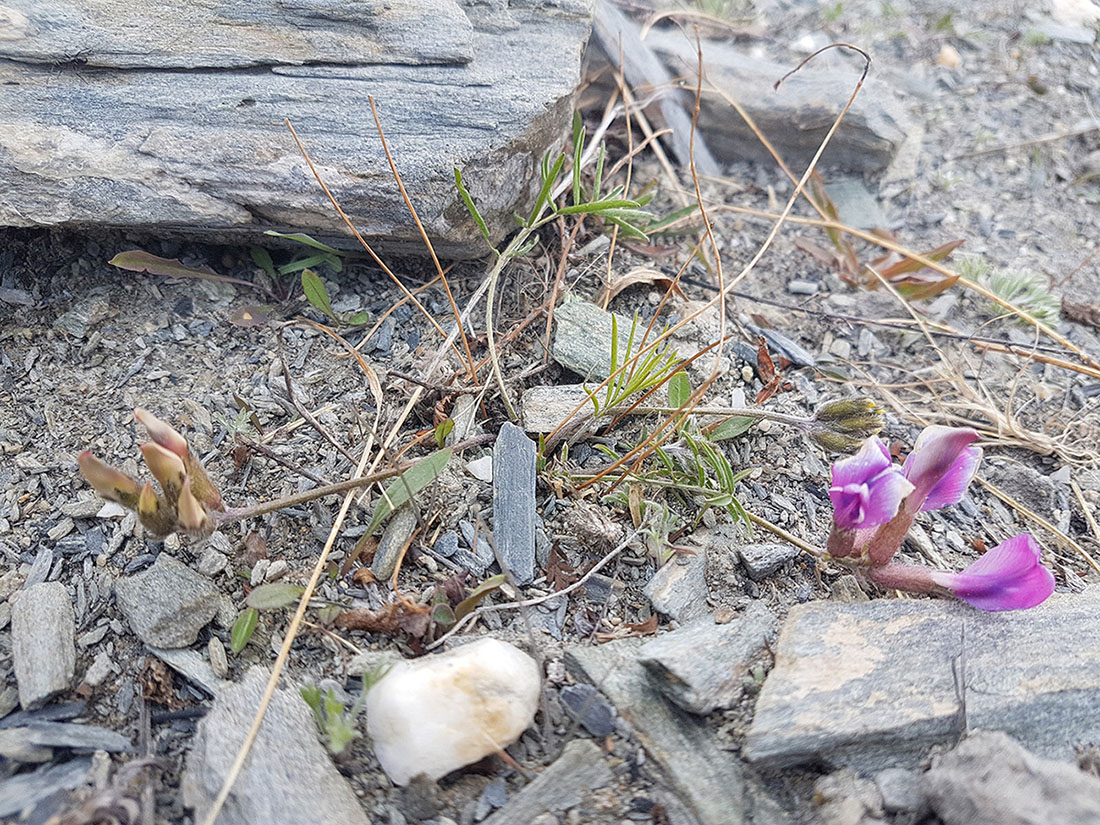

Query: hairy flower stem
left=635, top=405, right=812, bottom=427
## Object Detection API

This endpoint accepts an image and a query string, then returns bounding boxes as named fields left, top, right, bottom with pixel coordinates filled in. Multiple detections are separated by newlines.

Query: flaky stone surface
left=0, top=1, right=594, bottom=257
left=182, top=667, right=369, bottom=825
left=114, top=554, right=220, bottom=648
left=11, top=581, right=75, bottom=710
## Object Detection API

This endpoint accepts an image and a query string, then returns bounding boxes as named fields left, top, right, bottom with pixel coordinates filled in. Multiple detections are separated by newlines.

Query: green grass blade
left=454, top=168, right=496, bottom=252
left=367, top=448, right=452, bottom=535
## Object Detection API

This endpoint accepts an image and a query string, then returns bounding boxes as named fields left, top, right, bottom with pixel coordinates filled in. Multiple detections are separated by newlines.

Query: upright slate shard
left=493, top=422, right=537, bottom=585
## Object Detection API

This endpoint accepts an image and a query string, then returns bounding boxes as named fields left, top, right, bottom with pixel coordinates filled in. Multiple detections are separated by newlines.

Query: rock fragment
left=0, top=757, right=92, bottom=819
left=493, top=423, right=536, bottom=585
left=182, top=667, right=369, bottom=825
left=567, top=639, right=744, bottom=825
left=924, top=731, right=1100, bottom=825
left=482, top=739, right=613, bottom=825
left=737, top=542, right=802, bottom=581
left=637, top=602, right=777, bottom=714
left=366, top=638, right=541, bottom=785
left=371, top=505, right=418, bottom=580
left=644, top=546, right=709, bottom=623
left=11, top=581, right=76, bottom=710
left=114, top=554, right=220, bottom=648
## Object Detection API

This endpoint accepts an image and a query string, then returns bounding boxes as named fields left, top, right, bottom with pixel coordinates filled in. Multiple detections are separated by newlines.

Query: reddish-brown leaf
left=755, top=336, right=777, bottom=384
left=242, top=531, right=268, bottom=567
left=755, top=375, right=781, bottom=404
left=546, top=544, right=578, bottom=590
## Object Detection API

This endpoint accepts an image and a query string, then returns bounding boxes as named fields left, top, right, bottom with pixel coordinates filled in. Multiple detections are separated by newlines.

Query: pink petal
left=831, top=436, right=892, bottom=488
left=930, top=534, right=1055, bottom=611
left=902, top=426, right=980, bottom=504
left=862, top=470, right=916, bottom=526
left=920, top=445, right=982, bottom=512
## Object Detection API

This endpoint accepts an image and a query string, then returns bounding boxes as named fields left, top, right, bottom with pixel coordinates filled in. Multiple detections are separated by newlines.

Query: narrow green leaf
left=642, top=204, right=699, bottom=233
left=530, top=154, right=565, bottom=225
left=434, top=418, right=454, bottom=449
left=709, top=416, right=756, bottom=441
left=263, top=231, right=343, bottom=255
left=231, top=608, right=259, bottom=653
left=279, top=252, right=335, bottom=276
left=345, top=311, right=371, bottom=326
left=455, top=573, right=507, bottom=620
left=246, top=582, right=307, bottom=610
left=454, top=168, right=496, bottom=252
left=367, top=448, right=453, bottom=535
left=556, top=198, right=642, bottom=215
left=605, top=216, right=650, bottom=241
left=250, top=247, right=277, bottom=279
left=571, top=112, right=584, bottom=207
left=668, top=371, right=691, bottom=409
left=301, top=269, right=337, bottom=321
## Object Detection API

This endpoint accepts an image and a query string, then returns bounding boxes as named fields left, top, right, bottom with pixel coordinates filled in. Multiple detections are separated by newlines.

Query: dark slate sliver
left=492, top=422, right=536, bottom=585
left=0, top=757, right=93, bottom=819
left=559, top=684, right=617, bottom=738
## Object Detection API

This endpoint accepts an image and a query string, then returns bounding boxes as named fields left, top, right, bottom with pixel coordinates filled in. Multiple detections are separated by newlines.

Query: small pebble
left=250, top=559, right=270, bottom=587
left=208, top=637, right=230, bottom=679
left=786, top=279, right=819, bottom=295
left=265, top=560, right=288, bottom=582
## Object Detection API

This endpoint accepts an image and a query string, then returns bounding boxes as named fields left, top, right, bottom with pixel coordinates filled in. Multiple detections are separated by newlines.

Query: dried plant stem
left=744, top=510, right=824, bottom=558
left=1072, top=480, right=1100, bottom=549
left=975, top=476, right=1100, bottom=576
left=426, top=530, right=639, bottom=651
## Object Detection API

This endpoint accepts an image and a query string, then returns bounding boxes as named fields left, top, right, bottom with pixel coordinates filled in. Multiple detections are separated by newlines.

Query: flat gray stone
left=11, top=581, right=76, bottom=710
left=3, top=721, right=133, bottom=754
left=745, top=589, right=1100, bottom=771
left=493, top=422, right=536, bottom=585
left=567, top=639, right=744, bottom=825
left=924, top=731, right=1100, bottom=825
left=3, top=1, right=473, bottom=68
left=961, top=587, right=1100, bottom=761
left=737, top=543, right=802, bottom=581
left=875, top=767, right=925, bottom=814
left=0, top=757, right=92, bottom=819
left=521, top=384, right=598, bottom=433
left=182, top=667, right=369, bottom=825
left=617, top=30, right=909, bottom=172
left=481, top=739, right=612, bottom=825
left=371, top=505, right=418, bottom=580
left=0, top=2, right=594, bottom=257
left=114, top=554, right=220, bottom=648
left=644, top=547, right=709, bottom=624
left=552, top=300, right=637, bottom=381
left=744, top=599, right=963, bottom=771
left=637, top=602, right=777, bottom=714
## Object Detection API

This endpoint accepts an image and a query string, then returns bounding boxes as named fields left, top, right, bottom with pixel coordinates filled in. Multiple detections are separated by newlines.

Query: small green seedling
left=301, top=665, right=391, bottom=756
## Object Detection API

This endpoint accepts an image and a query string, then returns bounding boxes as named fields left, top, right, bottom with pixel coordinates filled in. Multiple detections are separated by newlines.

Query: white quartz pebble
left=366, top=638, right=541, bottom=785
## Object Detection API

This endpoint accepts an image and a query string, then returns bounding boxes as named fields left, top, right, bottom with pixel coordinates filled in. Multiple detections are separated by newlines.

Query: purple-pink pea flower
left=901, top=425, right=982, bottom=513
left=929, top=534, right=1055, bottom=611
left=828, top=436, right=914, bottom=530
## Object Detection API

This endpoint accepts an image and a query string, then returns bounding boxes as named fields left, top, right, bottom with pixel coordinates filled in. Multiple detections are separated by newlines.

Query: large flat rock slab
left=745, top=589, right=1100, bottom=771
left=0, top=1, right=594, bottom=257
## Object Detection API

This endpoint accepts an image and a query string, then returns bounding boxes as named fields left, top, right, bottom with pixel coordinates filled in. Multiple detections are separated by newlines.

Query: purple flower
left=929, top=534, right=1055, bottom=611
left=828, top=436, right=914, bottom=530
left=902, top=426, right=982, bottom=513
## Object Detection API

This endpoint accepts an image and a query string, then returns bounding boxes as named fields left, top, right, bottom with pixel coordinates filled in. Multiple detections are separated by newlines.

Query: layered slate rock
left=0, top=0, right=595, bottom=257
left=745, top=589, right=1100, bottom=771
left=567, top=639, right=745, bottom=825
left=182, top=667, right=369, bottom=825
left=11, top=581, right=76, bottom=710
left=745, top=599, right=964, bottom=771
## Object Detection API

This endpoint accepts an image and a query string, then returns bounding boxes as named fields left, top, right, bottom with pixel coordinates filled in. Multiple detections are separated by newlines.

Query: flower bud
left=78, top=451, right=142, bottom=510
left=177, top=476, right=212, bottom=535
left=135, top=408, right=188, bottom=458
left=137, top=481, right=177, bottom=536
left=810, top=398, right=884, bottom=453
left=140, top=442, right=186, bottom=505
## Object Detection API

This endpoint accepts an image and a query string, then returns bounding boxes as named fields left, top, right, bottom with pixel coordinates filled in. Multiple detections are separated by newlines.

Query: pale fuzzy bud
left=135, top=408, right=188, bottom=458
left=177, top=476, right=212, bottom=535
left=78, top=451, right=142, bottom=510
left=137, top=482, right=177, bottom=536
left=140, top=442, right=185, bottom=504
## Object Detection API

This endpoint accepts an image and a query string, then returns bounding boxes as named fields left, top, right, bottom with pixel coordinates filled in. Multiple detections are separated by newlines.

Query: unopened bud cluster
left=78, top=408, right=223, bottom=536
